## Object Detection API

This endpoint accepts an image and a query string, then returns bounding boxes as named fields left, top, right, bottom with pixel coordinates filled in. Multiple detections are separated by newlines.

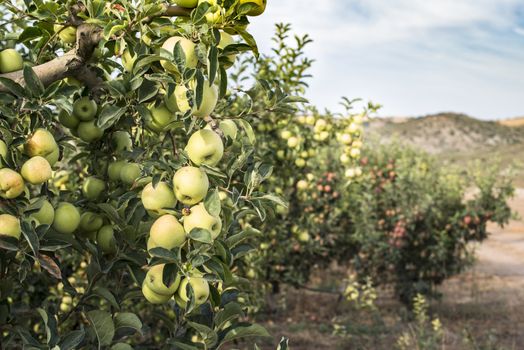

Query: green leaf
left=93, top=287, right=120, bottom=310
left=0, top=77, right=25, bottom=97
left=96, top=105, right=126, bottom=129
left=187, top=321, right=218, bottom=348
left=86, top=310, right=115, bottom=347
left=218, top=324, right=271, bottom=349
left=23, top=65, right=44, bottom=97
left=138, top=80, right=158, bottom=103
left=277, top=337, right=290, bottom=350
left=21, top=221, right=39, bottom=256
left=189, top=228, right=213, bottom=244
left=204, top=188, right=221, bottom=217
left=218, top=66, right=228, bottom=99
left=58, top=330, right=85, bottom=350
left=0, top=236, right=19, bottom=251
left=114, top=313, right=142, bottom=334
left=37, top=308, right=59, bottom=347
left=148, top=247, right=179, bottom=262
left=208, top=46, right=218, bottom=85
left=111, top=343, right=134, bottom=350
left=237, top=119, right=256, bottom=144
left=195, top=70, right=204, bottom=109
left=169, top=342, right=200, bottom=350
left=214, top=302, right=244, bottom=330
left=18, top=27, right=42, bottom=42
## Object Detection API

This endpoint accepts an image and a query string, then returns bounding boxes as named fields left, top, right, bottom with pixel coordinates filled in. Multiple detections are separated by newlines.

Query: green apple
left=29, top=200, right=55, bottom=226
left=218, top=120, right=238, bottom=140
left=146, top=104, right=175, bottom=133
left=340, top=154, right=351, bottom=165
left=172, top=166, right=209, bottom=205
left=295, top=158, right=306, bottom=168
left=97, top=225, right=117, bottom=254
left=175, top=79, right=218, bottom=118
left=296, top=180, right=308, bottom=190
left=145, top=264, right=181, bottom=296
left=177, top=276, right=210, bottom=306
left=54, top=24, right=77, bottom=44
left=25, top=129, right=58, bottom=158
left=0, top=140, right=7, bottom=168
left=53, top=202, right=81, bottom=234
left=58, top=110, right=80, bottom=129
left=280, top=130, right=292, bottom=140
left=142, top=282, right=171, bottom=304
left=287, top=136, right=299, bottom=148
left=73, top=97, right=98, bottom=121
left=218, top=31, right=236, bottom=67
left=238, top=0, right=266, bottom=16
left=0, top=169, right=24, bottom=199
left=298, top=231, right=310, bottom=242
left=0, top=214, right=21, bottom=239
left=107, top=160, right=127, bottom=182
left=305, top=115, right=316, bottom=125
left=174, top=0, right=198, bottom=8
left=150, top=214, right=186, bottom=249
left=79, top=212, right=104, bottom=233
left=45, top=147, right=60, bottom=166
left=21, top=156, right=52, bottom=185
left=0, top=49, right=23, bottom=73
left=141, top=182, right=177, bottom=216
left=147, top=236, right=158, bottom=252
left=185, top=129, right=224, bottom=167
left=340, top=133, right=352, bottom=145
left=82, top=177, right=106, bottom=201
left=121, top=49, right=137, bottom=72
left=120, top=163, right=141, bottom=185
left=184, top=203, right=222, bottom=239
left=111, top=131, right=133, bottom=153
left=160, top=36, right=198, bottom=73
left=77, top=121, right=104, bottom=142
left=199, top=0, right=222, bottom=24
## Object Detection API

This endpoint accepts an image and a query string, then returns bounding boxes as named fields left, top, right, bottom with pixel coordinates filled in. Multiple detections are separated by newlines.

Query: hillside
left=366, top=113, right=524, bottom=154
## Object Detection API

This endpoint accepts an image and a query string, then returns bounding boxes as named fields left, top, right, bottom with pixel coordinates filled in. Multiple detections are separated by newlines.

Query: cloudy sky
left=248, top=1, right=524, bottom=120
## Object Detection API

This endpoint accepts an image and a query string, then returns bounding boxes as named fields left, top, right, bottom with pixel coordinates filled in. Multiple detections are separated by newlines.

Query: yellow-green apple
left=73, top=97, right=98, bottom=121
left=58, top=110, right=80, bottom=129
left=218, top=31, right=236, bottom=67
left=107, top=160, right=127, bottom=182
left=296, top=180, right=308, bottom=190
left=0, top=169, right=24, bottom=199
left=340, top=154, right=351, bottom=165
left=287, top=136, right=299, bottom=148
left=160, top=36, right=198, bottom=73
left=111, top=131, right=133, bottom=153
left=24, top=129, right=58, bottom=158
left=146, top=104, right=175, bottom=133
left=340, top=133, right=352, bottom=145
left=52, top=202, right=81, bottom=234
left=97, top=225, right=117, bottom=254
left=77, top=121, right=104, bottom=142
left=239, top=0, right=266, bottom=16
left=0, top=49, right=23, bottom=73
left=145, top=264, right=181, bottom=295
left=174, top=79, right=218, bottom=118
left=206, top=120, right=238, bottom=140
left=172, top=166, right=209, bottom=205
left=314, top=119, right=327, bottom=131
left=141, top=182, right=177, bottom=216
left=0, top=214, right=21, bottom=239
left=120, top=163, right=141, bottom=185
left=82, top=177, right=106, bottom=201
left=298, top=231, right=310, bottom=242
left=121, top=49, right=137, bottom=72
left=184, top=203, right=222, bottom=239
left=185, top=129, right=224, bottom=167
left=174, top=0, right=198, bottom=7
left=147, top=237, right=158, bottom=251
left=150, top=214, right=186, bottom=249
left=79, top=212, right=104, bottom=233
left=21, top=156, right=52, bottom=185
left=199, top=0, right=222, bottom=24
left=280, top=130, right=292, bottom=140
left=142, top=282, right=171, bottom=304
left=29, top=200, right=55, bottom=226
left=295, top=158, right=306, bottom=168
left=350, top=148, right=361, bottom=158
left=177, top=275, right=210, bottom=306
left=53, top=24, right=77, bottom=44
left=0, top=140, right=7, bottom=168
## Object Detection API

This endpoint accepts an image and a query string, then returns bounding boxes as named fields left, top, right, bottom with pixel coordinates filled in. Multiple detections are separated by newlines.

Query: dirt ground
left=249, top=190, right=524, bottom=350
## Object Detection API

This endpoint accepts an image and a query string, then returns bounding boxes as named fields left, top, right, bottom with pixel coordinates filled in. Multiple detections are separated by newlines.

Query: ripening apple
left=184, top=203, right=222, bottom=239
left=350, top=148, right=361, bottom=158
left=73, top=97, right=98, bottom=121
left=142, top=282, right=171, bottom=304
left=174, top=79, right=218, bottom=118
left=295, top=158, right=306, bottom=168
left=0, top=140, right=7, bottom=168
left=340, top=133, right=352, bottom=145
left=147, top=237, right=158, bottom=251
left=141, top=182, right=177, bottom=216
left=121, top=49, right=137, bottom=72
left=280, top=130, right=292, bottom=140
left=25, top=129, right=58, bottom=158
left=239, top=0, right=266, bottom=16
left=145, top=264, right=181, bottom=296
left=174, top=0, right=198, bottom=8
left=296, top=180, right=308, bottom=190
left=146, top=104, right=175, bottom=133
left=340, top=154, right=351, bottom=165
left=79, top=212, right=104, bottom=233
left=77, top=121, right=104, bottom=142
left=173, top=166, right=209, bottom=205
left=160, top=36, right=198, bottom=73
left=82, top=177, right=106, bottom=201
left=0, top=49, right=23, bottom=73
left=305, top=115, right=316, bottom=125
left=287, top=136, right=300, bottom=148
left=150, top=214, right=186, bottom=249
left=0, top=168, right=24, bottom=199
left=29, top=200, right=55, bottom=226
left=107, top=160, right=127, bottom=182
left=111, top=131, right=133, bottom=153
left=21, top=156, right=52, bottom=185
left=298, top=231, right=310, bottom=242
left=54, top=24, right=77, bottom=44
left=178, top=275, right=210, bottom=306
left=120, top=163, right=141, bottom=185
left=53, top=202, right=81, bottom=234
left=199, top=0, right=222, bottom=24
left=97, top=225, right=117, bottom=254
left=0, top=214, right=21, bottom=239
left=185, top=129, right=224, bottom=167
left=58, top=110, right=80, bottom=129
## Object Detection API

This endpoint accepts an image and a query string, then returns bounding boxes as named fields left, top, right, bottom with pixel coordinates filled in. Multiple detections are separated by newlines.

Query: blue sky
left=249, top=0, right=524, bottom=120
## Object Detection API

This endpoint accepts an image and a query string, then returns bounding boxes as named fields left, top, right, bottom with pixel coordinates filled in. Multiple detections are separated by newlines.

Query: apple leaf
left=23, top=65, right=44, bottom=97
left=58, top=330, right=85, bottom=350
left=114, top=312, right=143, bottom=335
left=208, top=45, right=218, bottom=86
left=214, top=302, right=244, bottom=330
left=204, top=188, right=221, bottom=217
left=218, top=324, right=271, bottom=349
left=189, top=228, right=213, bottom=244
left=96, top=105, right=126, bottom=129
left=37, top=308, right=59, bottom=347
left=111, top=343, right=134, bottom=350
left=87, top=310, right=115, bottom=347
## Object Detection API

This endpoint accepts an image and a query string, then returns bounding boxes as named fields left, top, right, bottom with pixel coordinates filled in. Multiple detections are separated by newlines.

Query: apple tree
left=0, top=0, right=291, bottom=348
